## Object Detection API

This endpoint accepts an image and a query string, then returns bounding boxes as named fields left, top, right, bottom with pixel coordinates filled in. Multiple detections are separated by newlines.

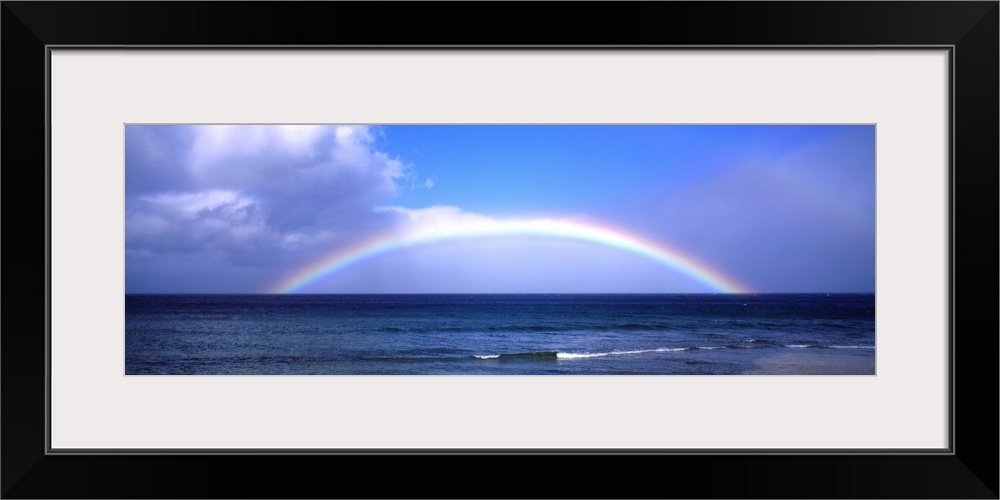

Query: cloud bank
left=126, top=125, right=414, bottom=290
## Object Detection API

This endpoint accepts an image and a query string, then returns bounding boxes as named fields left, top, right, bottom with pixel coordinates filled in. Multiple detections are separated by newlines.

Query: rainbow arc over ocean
left=268, top=217, right=752, bottom=294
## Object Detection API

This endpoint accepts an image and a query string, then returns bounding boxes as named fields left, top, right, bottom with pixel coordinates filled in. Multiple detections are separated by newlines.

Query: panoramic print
left=125, top=125, right=875, bottom=375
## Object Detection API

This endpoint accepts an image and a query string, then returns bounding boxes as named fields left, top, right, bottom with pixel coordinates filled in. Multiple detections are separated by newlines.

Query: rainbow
left=268, top=217, right=752, bottom=294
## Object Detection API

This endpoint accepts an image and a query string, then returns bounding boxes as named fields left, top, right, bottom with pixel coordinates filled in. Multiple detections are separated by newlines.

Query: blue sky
left=125, top=125, right=875, bottom=293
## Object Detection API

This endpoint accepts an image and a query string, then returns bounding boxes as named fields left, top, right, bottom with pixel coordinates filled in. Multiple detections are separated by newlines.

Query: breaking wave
left=474, top=347, right=689, bottom=361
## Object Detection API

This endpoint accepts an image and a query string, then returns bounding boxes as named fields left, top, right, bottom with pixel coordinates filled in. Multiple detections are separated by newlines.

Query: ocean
left=125, top=293, right=875, bottom=375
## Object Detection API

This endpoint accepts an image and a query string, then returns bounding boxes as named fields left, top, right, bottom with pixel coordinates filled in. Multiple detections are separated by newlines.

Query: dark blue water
left=125, top=294, right=875, bottom=375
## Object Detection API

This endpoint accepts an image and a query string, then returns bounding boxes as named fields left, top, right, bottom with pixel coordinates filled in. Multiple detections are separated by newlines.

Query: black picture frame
left=3, top=2, right=996, bottom=498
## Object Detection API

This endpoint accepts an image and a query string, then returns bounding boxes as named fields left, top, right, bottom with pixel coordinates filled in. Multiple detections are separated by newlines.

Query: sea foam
left=556, top=347, right=688, bottom=359
left=473, top=347, right=689, bottom=361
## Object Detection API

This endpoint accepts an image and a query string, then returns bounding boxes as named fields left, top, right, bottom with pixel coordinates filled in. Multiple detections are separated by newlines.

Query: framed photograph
left=122, top=122, right=878, bottom=378
left=3, top=2, right=996, bottom=498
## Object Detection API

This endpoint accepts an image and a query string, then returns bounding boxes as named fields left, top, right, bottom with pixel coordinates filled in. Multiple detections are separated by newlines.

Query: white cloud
left=126, top=125, right=413, bottom=266
left=376, top=205, right=496, bottom=233
left=188, top=125, right=325, bottom=168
